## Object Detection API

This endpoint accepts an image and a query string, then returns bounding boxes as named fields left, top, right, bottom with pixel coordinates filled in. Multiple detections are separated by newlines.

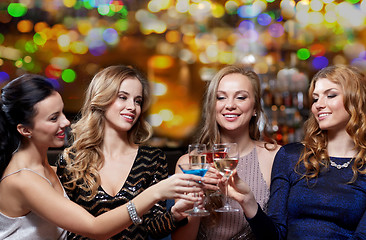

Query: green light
left=98, top=5, right=110, bottom=15
left=119, top=6, right=128, bottom=18
left=62, top=69, right=76, bottom=83
left=297, top=48, right=310, bottom=60
left=346, top=0, right=360, bottom=3
left=25, top=41, right=38, bottom=53
left=33, top=33, right=47, bottom=45
left=8, top=3, right=28, bottom=17
left=0, top=34, right=4, bottom=45
left=83, top=1, right=93, bottom=10
left=115, top=19, right=128, bottom=32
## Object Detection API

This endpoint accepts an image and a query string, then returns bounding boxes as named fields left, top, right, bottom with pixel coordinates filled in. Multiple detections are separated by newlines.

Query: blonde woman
left=0, top=74, right=203, bottom=240
left=229, top=65, right=366, bottom=239
left=58, top=65, right=211, bottom=239
left=173, top=65, right=280, bottom=240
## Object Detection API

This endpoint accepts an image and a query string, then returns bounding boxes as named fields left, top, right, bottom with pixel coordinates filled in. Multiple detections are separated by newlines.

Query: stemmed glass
left=213, top=143, right=240, bottom=212
left=179, top=162, right=211, bottom=217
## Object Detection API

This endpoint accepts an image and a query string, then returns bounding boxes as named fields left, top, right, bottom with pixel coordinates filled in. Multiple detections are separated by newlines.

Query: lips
left=121, top=114, right=135, bottom=122
left=318, top=112, right=330, bottom=120
left=56, top=130, right=65, bottom=139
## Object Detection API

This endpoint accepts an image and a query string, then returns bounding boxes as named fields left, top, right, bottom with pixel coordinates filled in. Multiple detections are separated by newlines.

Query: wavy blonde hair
left=297, top=65, right=366, bottom=182
left=63, top=65, right=152, bottom=198
left=196, top=64, right=275, bottom=148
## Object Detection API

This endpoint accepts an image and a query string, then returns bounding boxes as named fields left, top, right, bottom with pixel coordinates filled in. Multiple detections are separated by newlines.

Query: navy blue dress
left=248, top=142, right=366, bottom=240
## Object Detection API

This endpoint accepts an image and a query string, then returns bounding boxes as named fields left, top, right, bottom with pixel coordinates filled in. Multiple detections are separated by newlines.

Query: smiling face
left=311, top=78, right=351, bottom=132
left=104, top=77, right=143, bottom=133
left=215, top=73, right=256, bottom=133
left=30, top=91, right=70, bottom=148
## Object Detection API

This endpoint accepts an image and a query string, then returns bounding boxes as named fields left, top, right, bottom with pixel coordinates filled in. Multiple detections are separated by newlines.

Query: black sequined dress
left=57, top=146, right=179, bottom=240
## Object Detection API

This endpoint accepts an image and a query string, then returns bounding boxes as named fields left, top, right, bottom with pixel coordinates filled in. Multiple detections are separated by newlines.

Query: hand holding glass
left=213, top=143, right=240, bottom=212
left=178, top=143, right=210, bottom=217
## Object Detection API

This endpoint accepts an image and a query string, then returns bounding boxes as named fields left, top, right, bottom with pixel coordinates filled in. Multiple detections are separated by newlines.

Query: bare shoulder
left=255, top=141, right=281, bottom=163
left=175, top=153, right=189, bottom=173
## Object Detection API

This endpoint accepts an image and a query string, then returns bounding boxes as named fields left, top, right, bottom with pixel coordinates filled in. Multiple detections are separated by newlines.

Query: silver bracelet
left=127, top=201, right=143, bottom=225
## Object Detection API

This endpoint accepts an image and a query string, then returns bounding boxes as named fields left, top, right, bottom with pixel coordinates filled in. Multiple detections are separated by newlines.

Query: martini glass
left=179, top=162, right=211, bottom=217
left=213, top=143, right=240, bottom=212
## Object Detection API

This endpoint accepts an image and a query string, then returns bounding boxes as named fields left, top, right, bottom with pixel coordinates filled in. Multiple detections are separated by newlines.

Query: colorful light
left=0, top=71, right=10, bottom=84
left=297, top=48, right=310, bottom=60
left=7, top=3, right=27, bottom=17
left=62, top=69, right=76, bottom=83
left=312, top=56, right=329, bottom=70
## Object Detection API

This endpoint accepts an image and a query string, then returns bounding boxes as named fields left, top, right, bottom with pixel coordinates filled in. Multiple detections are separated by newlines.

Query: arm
left=15, top=169, right=203, bottom=240
left=228, top=146, right=294, bottom=240
left=349, top=209, right=366, bottom=240
left=143, top=149, right=190, bottom=239
left=171, top=154, right=201, bottom=240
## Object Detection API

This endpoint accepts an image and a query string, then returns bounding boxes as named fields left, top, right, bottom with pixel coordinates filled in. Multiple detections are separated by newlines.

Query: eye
left=327, top=94, right=337, bottom=99
left=312, top=97, right=318, bottom=103
left=118, top=95, right=127, bottom=100
left=216, top=95, right=225, bottom=100
left=135, top=99, right=142, bottom=105
left=237, top=96, right=248, bottom=100
left=50, top=114, right=59, bottom=122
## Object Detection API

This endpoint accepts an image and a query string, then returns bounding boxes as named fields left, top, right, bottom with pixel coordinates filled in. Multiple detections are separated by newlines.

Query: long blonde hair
left=63, top=65, right=152, bottom=198
left=297, top=65, right=366, bottom=182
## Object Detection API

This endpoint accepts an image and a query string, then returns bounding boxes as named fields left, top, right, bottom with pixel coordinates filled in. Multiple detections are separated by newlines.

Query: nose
left=314, top=97, right=325, bottom=110
left=61, top=113, right=70, bottom=128
left=225, top=99, right=236, bottom=110
left=126, top=99, right=136, bottom=111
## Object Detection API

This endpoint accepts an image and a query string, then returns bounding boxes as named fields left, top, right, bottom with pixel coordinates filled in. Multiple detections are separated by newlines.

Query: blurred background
left=1, top=0, right=366, bottom=154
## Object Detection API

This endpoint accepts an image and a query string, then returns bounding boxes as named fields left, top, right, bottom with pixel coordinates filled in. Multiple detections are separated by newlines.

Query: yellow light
left=166, top=30, right=181, bottom=43
left=23, top=55, right=32, bottom=63
left=77, top=20, right=92, bottom=36
left=63, top=0, right=76, bottom=8
left=149, top=55, right=174, bottom=69
left=212, top=3, right=225, bottom=18
left=34, top=21, right=49, bottom=33
left=17, top=20, right=33, bottom=33
left=70, top=41, right=88, bottom=54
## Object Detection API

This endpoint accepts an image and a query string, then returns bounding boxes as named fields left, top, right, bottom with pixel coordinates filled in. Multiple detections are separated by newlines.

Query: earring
left=27, top=135, right=31, bottom=139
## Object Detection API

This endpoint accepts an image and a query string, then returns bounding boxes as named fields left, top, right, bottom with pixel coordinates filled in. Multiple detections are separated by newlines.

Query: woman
left=228, top=65, right=366, bottom=239
left=173, top=65, right=280, bottom=240
left=57, top=65, right=211, bottom=239
left=0, top=74, right=204, bottom=240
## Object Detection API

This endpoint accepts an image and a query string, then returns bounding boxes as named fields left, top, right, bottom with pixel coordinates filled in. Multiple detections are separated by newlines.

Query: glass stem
left=224, top=176, right=229, bottom=206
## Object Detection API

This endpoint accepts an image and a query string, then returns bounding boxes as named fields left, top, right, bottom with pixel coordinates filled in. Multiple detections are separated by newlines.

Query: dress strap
left=0, top=168, right=52, bottom=185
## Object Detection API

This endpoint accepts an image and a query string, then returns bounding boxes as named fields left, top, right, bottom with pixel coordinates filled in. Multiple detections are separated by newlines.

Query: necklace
left=329, top=159, right=353, bottom=169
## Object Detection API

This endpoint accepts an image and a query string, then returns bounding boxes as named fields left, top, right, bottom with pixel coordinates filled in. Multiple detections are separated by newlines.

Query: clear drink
left=189, top=154, right=206, bottom=164
left=213, top=157, right=239, bottom=177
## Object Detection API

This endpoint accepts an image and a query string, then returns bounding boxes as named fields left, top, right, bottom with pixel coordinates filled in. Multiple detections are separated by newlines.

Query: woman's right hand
left=154, top=173, right=204, bottom=201
left=226, top=170, right=258, bottom=218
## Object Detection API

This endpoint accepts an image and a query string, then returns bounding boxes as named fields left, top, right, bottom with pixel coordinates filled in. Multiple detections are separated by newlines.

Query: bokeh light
left=62, top=69, right=76, bottom=83
left=7, top=3, right=27, bottom=17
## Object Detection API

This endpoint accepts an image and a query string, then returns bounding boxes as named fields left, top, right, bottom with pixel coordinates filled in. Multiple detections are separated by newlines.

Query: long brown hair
left=63, top=65, right=152, bottom=199
left=297, top=65, right=366, bottom=182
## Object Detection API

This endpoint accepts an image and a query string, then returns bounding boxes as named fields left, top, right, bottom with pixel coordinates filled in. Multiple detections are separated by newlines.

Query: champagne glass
left=178, top=162, right=211, bottom=217
left=189, top=144, right=207, bottom=164
left=213, top=143, right=240, bottom=212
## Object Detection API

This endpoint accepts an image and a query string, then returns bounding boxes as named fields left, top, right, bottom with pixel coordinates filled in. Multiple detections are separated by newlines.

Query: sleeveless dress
left=198, top=147, right=269, bottom=240
left=0, top=168, right=67, bottom=240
